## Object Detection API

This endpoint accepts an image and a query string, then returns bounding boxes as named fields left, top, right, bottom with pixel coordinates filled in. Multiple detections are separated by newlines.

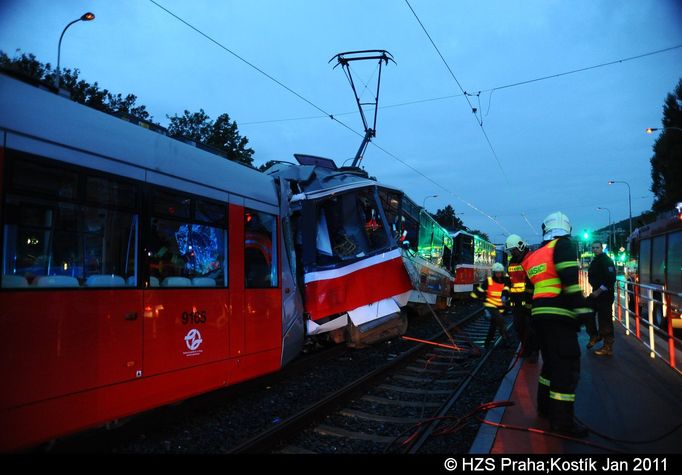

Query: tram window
left=651, top=235, right=665, bottom=285
left=245, top=209, right=277, bottom=288
left=314, top=189, right=390, bottom=265
left=639, top=239, right=651, bottom=284
left=151, top=188, right=191, bottom=219
left=86, top=176, right=137, bottom=209
left=10, top=156, right=78, bottom=200
left=3, top=197, right=137, bottom=286
left=147, top=218, right=227, bottom=287
left=378, top=189, right=401, bottom=234
left=666, top=231, right=682, bottom=293
left=195, top=199, right=227, bottom=225
left=457, top=235, right=474, bottom=265
left=403, top=214, right=419, bottom=251
left=359, top=190, right=388, bottom=251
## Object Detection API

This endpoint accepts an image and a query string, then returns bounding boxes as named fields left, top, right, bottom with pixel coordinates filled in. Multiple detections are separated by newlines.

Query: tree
left=1, top=50, right=255, bottom=166
left=432, top=205, right=465, bottom=231
left=465, top=229, right=491, bottom=242
left=650, top=78, right=682, bottom=212
left=167, top=109, right=254, bottom=166
left=0, top=50, right=152, bottom=122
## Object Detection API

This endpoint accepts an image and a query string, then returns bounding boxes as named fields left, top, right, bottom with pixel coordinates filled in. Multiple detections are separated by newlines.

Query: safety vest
left=507, top=263, right=526, bottom=293
left=522, top=239, right=561, bottom=299
left=521, top=239, right=577, bottom=321
left=484, top=276, right=505, bottom=309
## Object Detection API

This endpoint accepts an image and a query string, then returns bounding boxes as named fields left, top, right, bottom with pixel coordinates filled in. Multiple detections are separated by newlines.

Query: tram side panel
left=0, top=71, right=295, bottom=450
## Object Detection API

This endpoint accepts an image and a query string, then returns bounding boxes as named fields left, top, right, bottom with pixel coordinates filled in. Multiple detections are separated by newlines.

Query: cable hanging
left=149, top=0, right=511, bottom=234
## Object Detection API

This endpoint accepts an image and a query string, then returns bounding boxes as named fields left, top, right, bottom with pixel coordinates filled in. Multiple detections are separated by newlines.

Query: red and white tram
left=265, top=157, right=413, bottom=347
left=450, top=230, right=496, bottom=297
left=0, top=73, right=305, bottom=451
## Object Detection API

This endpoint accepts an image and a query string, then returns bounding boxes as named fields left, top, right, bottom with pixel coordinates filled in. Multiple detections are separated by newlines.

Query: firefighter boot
left=594, top=340, right=613, bottom=356
left=586, top=335, right=602, bottom=350
left=549, top=399, right=588, bottom=438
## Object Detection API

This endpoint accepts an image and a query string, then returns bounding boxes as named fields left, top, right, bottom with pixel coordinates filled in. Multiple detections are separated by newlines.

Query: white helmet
left=505, top=234, right=527, bottom=254
left=542, top=211, right=572, bottom=240
left=492, top=262, right=505, bottom=273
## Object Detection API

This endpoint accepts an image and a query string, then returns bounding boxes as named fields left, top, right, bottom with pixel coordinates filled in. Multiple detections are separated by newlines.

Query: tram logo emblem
left=183, top=328, right=204, bottom=356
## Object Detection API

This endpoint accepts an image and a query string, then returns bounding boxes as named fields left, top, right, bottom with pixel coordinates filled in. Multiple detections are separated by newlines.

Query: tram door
left=141, top=186, right=230, bottom=377
left=243, top=207, right=282, bottom=354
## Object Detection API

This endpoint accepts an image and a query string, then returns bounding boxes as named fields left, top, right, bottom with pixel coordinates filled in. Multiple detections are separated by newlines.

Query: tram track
left=228, top=306, right=515, bottom=454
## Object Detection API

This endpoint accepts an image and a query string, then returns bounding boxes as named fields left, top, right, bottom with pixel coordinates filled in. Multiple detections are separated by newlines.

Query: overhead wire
left=404, top=0, right=509, bottom=184
left=240, top=43, right=682, bottom=125
left=148, top=0, right=510, bottom=233
left=148, top=0, right=351, bottom=136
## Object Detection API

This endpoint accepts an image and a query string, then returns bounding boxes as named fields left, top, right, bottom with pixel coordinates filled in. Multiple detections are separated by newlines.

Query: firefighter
left=505, top=234, right=538, bottom=362
left=471, top=262, right=512, bottom=348
left=521, top=212, right=592, bottom=438
left=586, top=241, right=617, bottom=356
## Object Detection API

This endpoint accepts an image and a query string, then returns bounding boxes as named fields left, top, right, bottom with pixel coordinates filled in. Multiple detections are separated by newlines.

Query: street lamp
left=596, top=206, right=613, bottom=251
left=422, top=194, right=438, bottom=209
left=646, top=127, right=682, bottom=134
left=55, top=12, right=95, bottom=89
left=608, top=180, right=631, bottom=238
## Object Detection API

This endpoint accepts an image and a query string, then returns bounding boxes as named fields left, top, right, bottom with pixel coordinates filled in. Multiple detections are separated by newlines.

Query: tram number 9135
left=182, top=310, right=207, bottom=325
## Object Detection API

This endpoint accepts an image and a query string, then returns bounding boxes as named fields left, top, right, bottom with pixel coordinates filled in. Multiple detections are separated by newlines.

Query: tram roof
left=0, top=73, right=279, bottom=208
left=265, top=158, right=402, bottom=200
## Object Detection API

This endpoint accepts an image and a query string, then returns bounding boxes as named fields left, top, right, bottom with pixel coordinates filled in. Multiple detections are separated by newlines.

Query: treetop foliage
left=650, top=78, right=682, bottom=212
left=0, top=50, right=254, bottom=166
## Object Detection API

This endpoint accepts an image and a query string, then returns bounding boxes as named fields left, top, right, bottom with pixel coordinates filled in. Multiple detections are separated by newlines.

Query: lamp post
left=596, top=206, right=613, bottom=251
left=55, top=12, right=95, bottom=89
left=608, top=180, right=631, bottom=238
left=646, top=127, right=682, bottom=134
left=422, top=194, right=438, bottom=210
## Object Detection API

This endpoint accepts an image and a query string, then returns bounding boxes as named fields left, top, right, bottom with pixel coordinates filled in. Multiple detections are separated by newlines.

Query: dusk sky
left=1, top=1, right=681, bottom=244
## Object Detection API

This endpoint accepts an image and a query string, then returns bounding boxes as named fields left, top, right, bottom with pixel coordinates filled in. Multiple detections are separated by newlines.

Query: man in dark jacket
left=586, top=241, right=617, bottom=356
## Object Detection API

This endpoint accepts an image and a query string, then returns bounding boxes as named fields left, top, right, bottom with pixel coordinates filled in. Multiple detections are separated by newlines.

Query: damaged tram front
left=266, top=155, right=413, bottom=347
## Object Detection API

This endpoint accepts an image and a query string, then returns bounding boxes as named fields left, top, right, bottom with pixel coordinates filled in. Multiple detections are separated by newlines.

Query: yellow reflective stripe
left=550, top=391, right=575, bottom=402
left=532, top=307, right=577, bottom=319
left=508, top=265, right=524, bottom=272
left=510, top=282, right=526, bottom=293
left=470, top=292, right=478, bottom=299
left=535, top=288, right=561, bottom=296
left=484, top=302, right=500, bottom=308
left=556, top=261, right=578, bottom=271
left=537, top=278, right=561, bottom=287
left=539, top=375, right=550, bottom=387
left=574, top=307, right=591, bottom=314
left=489, top=291, right=503, bottom=296
left=548, top=239, right=558, bottom=248
left=563, top=284, right=582, bottom=294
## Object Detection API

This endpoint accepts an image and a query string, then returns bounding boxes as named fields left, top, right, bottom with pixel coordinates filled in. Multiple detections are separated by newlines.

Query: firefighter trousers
left=535, top=318, right=580, bottom=427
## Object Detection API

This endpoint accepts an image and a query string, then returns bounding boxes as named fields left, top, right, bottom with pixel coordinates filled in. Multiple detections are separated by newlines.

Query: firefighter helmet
left=492, top=262, right=505, bottom=273
left=505, top=234, right=527, bottom=254
left=541, top=211, right=572, bottom=240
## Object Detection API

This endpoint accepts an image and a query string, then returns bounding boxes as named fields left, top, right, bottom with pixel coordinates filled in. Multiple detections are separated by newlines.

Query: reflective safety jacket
left=507, top=263, right=526, bottom=294
left=521, top=237, right=590, bottom=322
left=507, top=254, right=533, bottom=309
left=471, top=276, right=510, bottom=313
